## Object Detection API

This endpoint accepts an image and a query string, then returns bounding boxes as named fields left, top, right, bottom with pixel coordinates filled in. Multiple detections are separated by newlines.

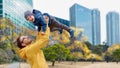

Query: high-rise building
left=70, top=3, right=92, bottom=43
left=0, top=0, right=3, bottom=17
left=1, top=0, right=34, bottom=34
left=91, top=9, right=101, bottom=45
left=106, top=12, right=120, bottom=46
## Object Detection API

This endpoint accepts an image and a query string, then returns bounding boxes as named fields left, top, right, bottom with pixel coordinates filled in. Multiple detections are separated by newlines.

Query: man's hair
left=16, top=36, right=24, bottom=49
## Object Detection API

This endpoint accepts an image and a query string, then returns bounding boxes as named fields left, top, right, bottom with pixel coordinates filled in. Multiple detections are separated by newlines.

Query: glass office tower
left=70, top=3, right=92, bottom=43
left=91, top=9, right=101, bottom=45
left=0, top=0, right=2, bottom=17
left=106, top=12, right=120, bottom=46
left=1, top=0, right=34, bottom=34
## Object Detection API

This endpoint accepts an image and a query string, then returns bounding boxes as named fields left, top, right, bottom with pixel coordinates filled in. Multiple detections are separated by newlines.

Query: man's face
left=19, top=36, right=32, bottom=47
left=26, top=15, right=35, bottom=22
left=43, top=15, right=49, bottom=24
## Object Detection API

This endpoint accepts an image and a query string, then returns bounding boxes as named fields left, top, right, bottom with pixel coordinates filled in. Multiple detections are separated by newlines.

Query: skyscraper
left=106, top=12, right=120, bottom=46
left=91, top=9, right=101, bottom=45
left=0, top=0, right=3, bottom=17
left=70, top=3, right=92, bottom=43
left=1, top=0, right=34, bottom=34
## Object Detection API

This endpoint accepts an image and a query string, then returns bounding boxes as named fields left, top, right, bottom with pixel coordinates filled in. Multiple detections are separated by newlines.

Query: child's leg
left=52, top=20, right=74, bottom=39
left=51, top=28, right=63, bottom=34
left=53, top=21, right=71, bottom=32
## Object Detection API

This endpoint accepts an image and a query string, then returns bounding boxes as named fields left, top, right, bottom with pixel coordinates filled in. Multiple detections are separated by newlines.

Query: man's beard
left=26, top=40, right=32, bottom=45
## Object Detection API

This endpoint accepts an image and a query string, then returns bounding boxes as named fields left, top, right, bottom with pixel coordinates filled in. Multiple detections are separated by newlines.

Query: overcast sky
left=33, top=0, right=120, bottom=43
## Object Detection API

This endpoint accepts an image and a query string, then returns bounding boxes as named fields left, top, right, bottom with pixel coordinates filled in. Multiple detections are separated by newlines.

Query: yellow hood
left=19, top=48, right=27, bottom=59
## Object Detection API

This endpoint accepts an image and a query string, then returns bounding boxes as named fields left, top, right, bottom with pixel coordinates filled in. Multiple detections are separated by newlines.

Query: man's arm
left=27, top=28, right=50, bottom=53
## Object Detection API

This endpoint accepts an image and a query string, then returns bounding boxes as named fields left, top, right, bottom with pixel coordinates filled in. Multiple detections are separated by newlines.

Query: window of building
left=0, top=10, right=2, bottom=14
left=0, top=14, right=2, bottom=17
left=0, top=4, right=2, bottom=8
left=0, top=0, right=2, bottom=3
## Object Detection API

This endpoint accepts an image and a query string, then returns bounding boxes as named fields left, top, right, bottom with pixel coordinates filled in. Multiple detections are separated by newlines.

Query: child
left=24, top=9, right=74, bottom=40
left=24, top=9, right=47, bottom=35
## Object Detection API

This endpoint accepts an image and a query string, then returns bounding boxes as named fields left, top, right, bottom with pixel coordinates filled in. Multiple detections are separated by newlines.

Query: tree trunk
left=52, top=61, right=55, bottom=66
left=106, top=60, right=109, bottom=63
left=116, top=61, right=118, bottom=64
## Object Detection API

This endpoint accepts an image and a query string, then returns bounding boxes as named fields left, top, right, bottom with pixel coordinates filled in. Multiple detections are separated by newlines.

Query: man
left=24, top=9, right=74, bottom=41
left=16, top=27, right=50, bottom=68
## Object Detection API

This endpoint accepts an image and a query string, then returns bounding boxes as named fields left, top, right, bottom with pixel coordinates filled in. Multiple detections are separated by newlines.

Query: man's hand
left=41, top=32, right=45, bottom=35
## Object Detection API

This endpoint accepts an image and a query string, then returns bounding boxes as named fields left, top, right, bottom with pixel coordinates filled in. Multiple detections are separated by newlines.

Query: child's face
left=43, top=15, right=49, bottom=24
left=26, top=15, right=35, bottom=22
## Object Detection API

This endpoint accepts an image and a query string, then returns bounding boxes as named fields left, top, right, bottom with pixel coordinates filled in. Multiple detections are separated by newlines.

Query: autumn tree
left=112, top=49, right=120, bottom=64
left=43, top=44, right=72, bottom=66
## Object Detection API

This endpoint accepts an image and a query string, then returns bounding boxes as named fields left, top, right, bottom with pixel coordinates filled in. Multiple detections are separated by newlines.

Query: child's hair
left=24, top=10, right=33, bottom=19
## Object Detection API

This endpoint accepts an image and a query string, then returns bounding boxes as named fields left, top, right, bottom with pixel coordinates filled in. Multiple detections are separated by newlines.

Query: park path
left=0, top=62, right=20, bottom=68
left=0, top=62, right=120, bottom=68
left=82, top=62, right=120, bottom=68
left=5, top=63, right=20, bottom=68
left=0, top=62, right=30, bottom=68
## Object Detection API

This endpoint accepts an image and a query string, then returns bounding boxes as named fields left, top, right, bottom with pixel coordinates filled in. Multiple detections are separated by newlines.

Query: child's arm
left=37, top=16, right=47, bottom=34
left=39, top=16, right=47, bottom=33
left=33, top=9, right=47, bottom=33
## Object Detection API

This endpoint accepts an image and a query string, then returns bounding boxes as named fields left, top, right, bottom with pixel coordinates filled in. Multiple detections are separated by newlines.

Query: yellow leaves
left=50, top=30, right=70, bottom=44
left=50, top=26, right=86, bottom=44
left=68, top=40, right=93, bottom=60
left=74, top=41, right=91, bottom=53
left=84, top=54, right=92, bottom=60
left=91, top=54, right=103, bottom=60
left=13, top=32, right=18, bottom=38
left=51, top=31, right=61, bottom=40
left=60, top=30, right=70, bottom=44
left=81, top=36, right=88, bottom=42
left=70, top=27, right=84, bottom=37
left=107, top=44, right=120, bottom=55
left=8, top=43, right=12, bottom=48
left=84, top=54, right=103, bottom=60
left=0, top=18, right=15, bottom=30
left=1, top=36, right=6, bottom=42
left=20, top=26, right=37, bottom=36
left=67, top=40, right=103, bottom=60
left=72, top=52, right=83, bottom=58
left=0, top=23, right=6, bottom=29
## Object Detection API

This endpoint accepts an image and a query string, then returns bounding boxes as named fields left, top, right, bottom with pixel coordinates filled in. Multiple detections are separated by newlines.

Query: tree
left=92, top=45, right=103, bottom=56
left=0, top=18, right=37, bottom=63
left=43, top=44, right=71, bottom=66
left=84, top=41, right=92, bottom=50
left=104, top=52, right=112, bottom=63
left=102, top=45, right=109, bottom=52
left=0, top=18, right=16, bottom=63
left=112, top=49, right=120, bottom=64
